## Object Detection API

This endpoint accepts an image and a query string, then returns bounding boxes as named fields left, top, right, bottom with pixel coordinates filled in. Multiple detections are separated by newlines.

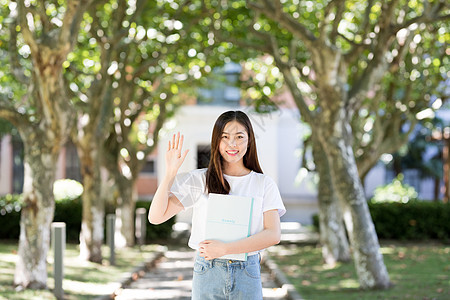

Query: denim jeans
left=192, top=253, right=262, bottom=300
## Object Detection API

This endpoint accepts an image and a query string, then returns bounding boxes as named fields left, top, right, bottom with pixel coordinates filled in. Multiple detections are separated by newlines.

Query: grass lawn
left=269, top=241, right=450, bottom=300
left=0, top=241, right=163, bottom=300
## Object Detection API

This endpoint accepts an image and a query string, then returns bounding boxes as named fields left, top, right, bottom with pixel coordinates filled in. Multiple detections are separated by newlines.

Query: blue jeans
left=192, top=253, right=263, bottom=300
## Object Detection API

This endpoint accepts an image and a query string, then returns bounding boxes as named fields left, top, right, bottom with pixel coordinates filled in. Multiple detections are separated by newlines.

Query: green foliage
left=53, top=179, right=84, bottom=203
left=371, top=175, right=418, bottom=203
left=313, top=201, right=450, bottom=241
left=271, top=243, right=450, bottom=300
left=136, top=200, right=175, bottom=242
left=53, top=197, right=83, bottom=242
left=0, top=196, right=174, bottom=242
left=0, top=194, right=22, bottom=239
left=369, top=201, right=450, bottom=241
left=392, top=117, right=444, bottom=180
left=0, top=118, right=14, bottom=136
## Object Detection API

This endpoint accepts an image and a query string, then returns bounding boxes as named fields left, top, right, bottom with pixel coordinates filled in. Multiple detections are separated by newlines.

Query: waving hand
left=165, top=132, right=189, bottom=177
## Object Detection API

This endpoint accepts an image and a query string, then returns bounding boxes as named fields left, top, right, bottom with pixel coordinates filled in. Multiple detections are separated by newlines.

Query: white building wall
left=275, top=109, right=318, bottom=224
left=364, top=163, right=386, bottom=198
left=157, top=106, right=320, bottom=224
left=0, top=135, right=12, bottom=194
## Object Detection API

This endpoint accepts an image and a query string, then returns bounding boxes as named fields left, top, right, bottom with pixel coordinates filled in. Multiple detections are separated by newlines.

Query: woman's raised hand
left=165, top=132, right=189, bottom=177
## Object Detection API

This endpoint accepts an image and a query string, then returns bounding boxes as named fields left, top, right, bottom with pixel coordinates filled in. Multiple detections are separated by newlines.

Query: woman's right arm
left=148, top=132, right=189, bottom=225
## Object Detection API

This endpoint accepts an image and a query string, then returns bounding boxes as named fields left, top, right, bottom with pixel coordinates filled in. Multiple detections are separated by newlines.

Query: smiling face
left=219, top=120, right=249, bottom=167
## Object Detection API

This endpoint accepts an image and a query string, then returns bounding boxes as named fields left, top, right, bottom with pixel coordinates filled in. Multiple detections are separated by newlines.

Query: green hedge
left=0, top=194, right=21, bottom=239
left=312, top=201, right=450, bottom=241
left=369, top=201, right=450, bottom=241
left=0, top=195, right=174, bottom=243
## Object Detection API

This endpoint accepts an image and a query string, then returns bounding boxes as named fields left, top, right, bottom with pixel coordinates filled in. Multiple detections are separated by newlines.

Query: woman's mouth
left=226, top=150, right=239, bottom=156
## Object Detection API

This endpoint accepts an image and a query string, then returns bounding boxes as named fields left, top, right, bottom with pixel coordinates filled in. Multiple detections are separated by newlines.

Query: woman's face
left=219, top=120, right=249, bottom=166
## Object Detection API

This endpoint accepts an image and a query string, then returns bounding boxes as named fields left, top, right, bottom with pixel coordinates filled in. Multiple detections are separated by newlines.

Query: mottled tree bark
left=114, top=177, right=136, bottom=247
left=317, top=109, right=391, bottom=289
left=4, top=0, right=91, bottom=286
left=312, top=133, right=351, bottom=265
left=77, top=137, right=104, bottom=262
left=14, top=129, right=58, bottom=288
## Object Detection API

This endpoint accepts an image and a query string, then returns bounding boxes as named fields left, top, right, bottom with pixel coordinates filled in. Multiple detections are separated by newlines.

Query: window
left=141, top=159, right=156, bottom=175
left=12, top=138, right=24, bottom=194
left=65, top=141, right=82, bottom=182
left=197, top=62, right=242, bottom=105
left=197, top=145, right=211, bottom=169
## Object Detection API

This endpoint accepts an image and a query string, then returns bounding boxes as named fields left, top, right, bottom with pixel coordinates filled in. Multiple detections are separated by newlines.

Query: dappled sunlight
left=380, top=246, right=397, bottom=255
left=270, top=243, right=450, bottom=299
left=0, top=241, right=164, bottom=299
left=61, top=279, right=121, bottom=297
left=339, top=278, right=360, bottom=289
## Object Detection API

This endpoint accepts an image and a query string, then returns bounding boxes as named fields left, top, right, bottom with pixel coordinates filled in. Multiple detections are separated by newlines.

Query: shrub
left=136, top=200, right=176, bottom=242
left=311, top=201, right=450, bottom=242
left=53, top=179, right=84, bottom=203
left=0, top=194, right=174, bottom=243
left=372, top=175, right=418, bottom=204
left=0, top=194, right=22, bottom=239
left=369, top=201, right=450, bottom=241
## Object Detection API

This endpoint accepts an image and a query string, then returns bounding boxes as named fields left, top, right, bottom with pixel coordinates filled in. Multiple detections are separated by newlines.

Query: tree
left=353, top=19, right=449, bottom=183
left=0, top=0, right=91, bottom=289
left=65, top=0, right=212, bottom=254
left=206, top=0, right=449, bottom=289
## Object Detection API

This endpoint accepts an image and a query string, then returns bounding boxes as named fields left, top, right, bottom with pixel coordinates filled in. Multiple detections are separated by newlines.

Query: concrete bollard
left=51, top=222, right=66, bottom=300
left=135, top=208, right=147, bottom=246
left=106, top=214, right=115, bottom=265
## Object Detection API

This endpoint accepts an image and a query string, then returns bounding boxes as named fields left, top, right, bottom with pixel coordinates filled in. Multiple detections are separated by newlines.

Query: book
left=205, top=193, right=254, bottom=261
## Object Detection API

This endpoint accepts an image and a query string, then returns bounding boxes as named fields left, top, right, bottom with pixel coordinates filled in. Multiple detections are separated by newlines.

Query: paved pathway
left=111, top=222, right=316, bottom=300
left=114, top=246, right=288, bottom=300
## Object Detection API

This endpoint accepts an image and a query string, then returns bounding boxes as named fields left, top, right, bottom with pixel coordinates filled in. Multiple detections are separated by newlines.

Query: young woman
left=148, top=110, right=286, bottom=300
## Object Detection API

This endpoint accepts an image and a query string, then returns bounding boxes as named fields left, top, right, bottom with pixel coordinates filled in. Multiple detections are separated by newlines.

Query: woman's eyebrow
left=222, top=131, right=246, bottom=135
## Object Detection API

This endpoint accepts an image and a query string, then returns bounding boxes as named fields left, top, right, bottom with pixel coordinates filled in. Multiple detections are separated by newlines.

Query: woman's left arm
left=199, top=209, right=281, bottom=260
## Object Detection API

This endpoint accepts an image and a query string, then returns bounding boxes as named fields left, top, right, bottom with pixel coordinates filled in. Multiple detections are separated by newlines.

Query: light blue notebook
left=205, top=193, right=254, bottom=261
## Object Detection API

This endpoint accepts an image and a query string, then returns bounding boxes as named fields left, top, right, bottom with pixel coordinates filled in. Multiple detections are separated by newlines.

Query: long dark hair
left=206, top=111, right=263, bottom=194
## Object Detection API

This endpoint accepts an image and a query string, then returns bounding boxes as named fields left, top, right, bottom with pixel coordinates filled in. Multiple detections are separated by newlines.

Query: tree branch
left=319, top=0, right=346, bottom=43
left=248, top=0, right=316, bottom=48
left=270, top=37, right=314, bottom=124
left=17, top=0, right=39, bottom=54
left=8, top=16, right=30, bottom=85
left=0, top=95, right=28, bottom=127
left=330, top=1, right=345, bottom=44
left=348, top=0, right=447, bottom=108
left=37, top=0, right=53, bottom=33
left=60, top=0, right=93, bottom=48
left=359, top=0, right=374, bottom=36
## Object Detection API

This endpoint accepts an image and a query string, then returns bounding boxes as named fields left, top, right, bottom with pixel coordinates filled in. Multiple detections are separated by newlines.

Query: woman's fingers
left=175, top=132, right=180, bottom=149
left=178, top=134, right=184, bottom=155
left=172, top=133, right=176, bottom=149
left=167, top=133, right=188, bottom=159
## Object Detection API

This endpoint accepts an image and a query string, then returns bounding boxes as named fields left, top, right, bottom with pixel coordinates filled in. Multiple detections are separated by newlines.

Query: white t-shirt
left=170, top=168, right=286, bottom=253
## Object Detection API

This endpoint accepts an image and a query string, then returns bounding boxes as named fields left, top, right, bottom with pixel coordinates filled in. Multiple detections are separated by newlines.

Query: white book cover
left=205, top=193, right=254, bottom=261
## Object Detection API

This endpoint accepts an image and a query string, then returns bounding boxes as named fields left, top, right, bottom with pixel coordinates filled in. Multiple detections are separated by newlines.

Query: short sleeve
left=170, top=169, right=206, bottom=209
left=263, top=176, right=286, bottom=217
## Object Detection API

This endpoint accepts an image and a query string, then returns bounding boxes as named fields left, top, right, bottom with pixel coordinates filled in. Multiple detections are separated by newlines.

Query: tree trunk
left=5, top=0, right=91, bottom=289
left=312, top=133, right=351, bottom=265
left=116, top=184, right=136, bottom=247
left=13, top=131, right=58, bottom=288
left=318, top=112, right=391, bottom=289
left=114, top=178, right=136, bottom=247
left=78, top=138, right=104, bottom=263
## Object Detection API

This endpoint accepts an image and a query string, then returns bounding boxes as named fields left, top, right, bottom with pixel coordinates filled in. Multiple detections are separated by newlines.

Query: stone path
left=113, top=246, right=288, bottom=300
left=108, top=222, right=316, bottom=300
